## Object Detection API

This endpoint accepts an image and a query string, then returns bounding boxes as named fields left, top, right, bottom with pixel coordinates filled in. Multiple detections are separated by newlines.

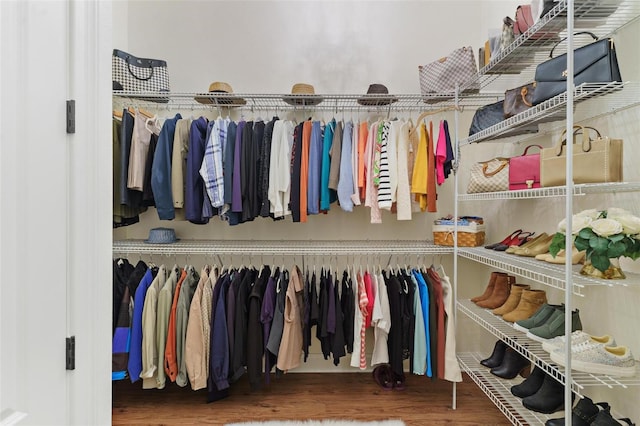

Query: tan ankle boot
left=476, top=274, right=515, bottom=309
left=472, top=272, right=503, bottom=304
left=492, top=283, right=531, bottom=316
left=502, top=289, right=548, bottom=323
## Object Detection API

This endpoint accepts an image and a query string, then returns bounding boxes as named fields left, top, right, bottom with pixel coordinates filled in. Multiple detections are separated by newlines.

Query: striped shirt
left=200, top=118, right=229, bottom=208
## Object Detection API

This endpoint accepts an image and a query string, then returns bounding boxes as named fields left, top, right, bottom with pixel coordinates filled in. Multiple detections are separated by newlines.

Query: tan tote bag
left=540, top=125, right=623, bottom=187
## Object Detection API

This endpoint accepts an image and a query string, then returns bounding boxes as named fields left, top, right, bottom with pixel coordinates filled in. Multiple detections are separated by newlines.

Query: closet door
left=0, top=1, right=112, bottom=425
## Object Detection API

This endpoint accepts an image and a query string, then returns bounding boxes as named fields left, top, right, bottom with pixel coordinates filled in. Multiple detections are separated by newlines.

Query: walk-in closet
left=1, top=1, right=639, bottom=425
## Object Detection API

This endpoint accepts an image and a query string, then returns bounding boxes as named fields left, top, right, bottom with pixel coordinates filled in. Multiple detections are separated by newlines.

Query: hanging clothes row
left=112, top=257, right=462, bottom=401
left=113, top=110, right=455, bottom=227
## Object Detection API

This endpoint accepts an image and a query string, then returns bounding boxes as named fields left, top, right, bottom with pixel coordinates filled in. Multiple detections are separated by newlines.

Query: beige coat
left=277, top=266, right=304, bottom=371
left=184, top=265, right=211, bottom=391
left=140, top=264, right=167, bottom=389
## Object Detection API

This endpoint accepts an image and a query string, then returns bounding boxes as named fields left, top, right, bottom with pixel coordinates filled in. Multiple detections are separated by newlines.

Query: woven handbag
left=112, top=49, right=170, bottom=102
left=467, top=157, right=510, bottom=193
left=419, top=46, right=480, bottom=99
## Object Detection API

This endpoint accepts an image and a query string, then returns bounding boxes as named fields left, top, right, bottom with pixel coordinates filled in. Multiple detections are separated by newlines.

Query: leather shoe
left=522, top=373, right=575, bottom=414
left=490, top=347, right=531, bottom=379
left=592, top=408, right=635, bottom=425
left=472, top=271, right=501, bottom=303
left=545, top=396, right=610, bottom=426
left=506, top=232, right=548, bottom=254
left=494, top=231, right=535, bottom=251
left=480, top=340, right=507, bottom=368
left=511, top=364, right=545, bottom=398
left=476, top=274, right=515, bottom=309
left=485, top=229, right=522, bottom=250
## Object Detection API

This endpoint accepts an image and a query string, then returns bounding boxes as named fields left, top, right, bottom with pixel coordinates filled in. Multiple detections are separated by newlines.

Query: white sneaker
left=550, top=342, right=637, bottom=377
left=541, top=331, right=615, bottom=353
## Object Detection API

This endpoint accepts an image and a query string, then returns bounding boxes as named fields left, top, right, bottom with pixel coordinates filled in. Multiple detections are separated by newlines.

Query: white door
left=0, top=1, right=112, bottom=424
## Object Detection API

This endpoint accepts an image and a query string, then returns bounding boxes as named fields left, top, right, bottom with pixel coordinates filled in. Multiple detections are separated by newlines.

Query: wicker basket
left=432, top=224, right=486, bottom=247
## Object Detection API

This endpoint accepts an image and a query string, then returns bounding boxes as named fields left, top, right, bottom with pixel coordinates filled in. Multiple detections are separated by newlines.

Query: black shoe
left=592, top=408, right=636, bottom=426
left=545, top=396, right=610, bottom=426
left=481, top=340, right=507, bottom=368
left=490, top=348, right=531, bottom=379
left=523, top=373, right=575, bottom=414
left=512, top=364, right=545, bottom=398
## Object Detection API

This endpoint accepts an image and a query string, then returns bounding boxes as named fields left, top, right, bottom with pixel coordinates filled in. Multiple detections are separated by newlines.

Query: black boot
left=481, top=340, right=507, bottom=368
left=545, top=396, right=609, bottom=426
left=512, top=364, right=545, bottom=398
left=523, top=373, right=575, bottom=414
left=592, top=408, right=636, bottom=426
left=490, top=348, right=531, bottom=379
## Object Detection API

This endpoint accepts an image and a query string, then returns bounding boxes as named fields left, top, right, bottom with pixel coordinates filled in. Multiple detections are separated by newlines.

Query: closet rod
left=112, top=239, right=453, bottom=256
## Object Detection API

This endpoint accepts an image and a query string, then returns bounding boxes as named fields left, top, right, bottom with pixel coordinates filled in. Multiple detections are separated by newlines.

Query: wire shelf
left=458, top=352, right=552, bottom=426
left=457, top=247, right=640, bottom=294
left=458, top=300, right=640, bottom=395
left=458, top=182, right=640, bottom=201
left=459, top=352, right=638, bottom=426
left=111, top=239, right=453, bottom=256
left=461, top=82, right=626, bottom=145
left=463, top=0, right=640, bottom=90
left=113, top=91, right=503, bottom=113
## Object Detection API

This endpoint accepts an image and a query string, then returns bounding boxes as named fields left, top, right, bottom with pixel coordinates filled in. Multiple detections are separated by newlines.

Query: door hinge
left=66, top=336, right=75, bottom=370
left=66, top=100, right=75, bottom=134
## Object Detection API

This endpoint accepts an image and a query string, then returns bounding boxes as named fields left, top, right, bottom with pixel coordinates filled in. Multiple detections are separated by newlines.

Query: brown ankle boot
left=476, top=274, right=515, bottom=309
left=472, top=272, right=503, bottom=303
left=502, top=289, right=548, bottom=323
left=492, top=283, right=531, bottom=316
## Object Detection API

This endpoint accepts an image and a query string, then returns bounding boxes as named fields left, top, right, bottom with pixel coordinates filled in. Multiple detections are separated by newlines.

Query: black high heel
left=490, top=347, right=531, bottom=379
left=480, top=340, right=507, bottom=368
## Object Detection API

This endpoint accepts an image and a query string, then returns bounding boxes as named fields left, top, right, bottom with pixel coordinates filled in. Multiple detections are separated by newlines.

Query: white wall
left=115, top=0, right=640, bottom=422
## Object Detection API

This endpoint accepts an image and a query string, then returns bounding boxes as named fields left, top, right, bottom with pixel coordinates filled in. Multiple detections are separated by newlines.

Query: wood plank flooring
left=112, top=373, right=511, bottom=425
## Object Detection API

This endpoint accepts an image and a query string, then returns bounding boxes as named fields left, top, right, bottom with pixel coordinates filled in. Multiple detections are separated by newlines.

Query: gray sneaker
left=526, top=309, right=582, bottom=343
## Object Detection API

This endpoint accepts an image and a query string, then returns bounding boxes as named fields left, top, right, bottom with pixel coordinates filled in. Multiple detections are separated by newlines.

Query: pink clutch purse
left=509, top=145, right=542, bottom=190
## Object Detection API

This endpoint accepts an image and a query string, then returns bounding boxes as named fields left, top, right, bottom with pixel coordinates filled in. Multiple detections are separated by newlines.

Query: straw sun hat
left=194, top=81, right=246, bottom=106
left=282, top=83, right=324, bottom=106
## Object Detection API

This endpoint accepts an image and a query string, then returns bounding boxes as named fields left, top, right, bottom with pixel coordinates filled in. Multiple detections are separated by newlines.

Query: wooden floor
left=112, top=373, right=511, bottom=426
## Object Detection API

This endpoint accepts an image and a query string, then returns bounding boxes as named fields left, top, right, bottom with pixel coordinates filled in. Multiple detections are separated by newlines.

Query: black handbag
left=531, top=32, right=621, bottom=105
left=469, top=100, right=539, bottom=137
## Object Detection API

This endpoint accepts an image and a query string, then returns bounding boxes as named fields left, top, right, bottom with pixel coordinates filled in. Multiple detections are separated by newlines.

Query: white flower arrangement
left=551, top=208, right=640, bottom=273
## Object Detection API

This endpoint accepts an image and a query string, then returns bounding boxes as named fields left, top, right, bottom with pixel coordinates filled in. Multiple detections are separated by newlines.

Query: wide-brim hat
left=144, top=227, right=180, bottom=244
left=194, top=81, right=247, bottom=106
left=282, top=83, right=324, bottom=106
left=357, top=83, right=399, bottom=106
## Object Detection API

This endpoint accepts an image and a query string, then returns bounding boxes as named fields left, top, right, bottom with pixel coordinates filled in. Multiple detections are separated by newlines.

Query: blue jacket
left=413, top=269, right=432, bottom=378
left=151, top=114, right=182, bottom=220
left=128, top=268, right=155, bottom=382
left=185, top=117, right=209, bottom=224
left=209, top=274, right=230, bottom=391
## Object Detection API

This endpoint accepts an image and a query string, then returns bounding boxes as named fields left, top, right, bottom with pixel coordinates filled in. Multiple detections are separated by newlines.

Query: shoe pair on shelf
left=549, top=337, right=636, bottom=378
left=511, top=233, right=555, bottom=257
left=512, top=303, right=583, bottom=342
left=492, top=283, right=547, bottom=323
left=471, top=272, right=515, bottom=309
left=485, top=229, right=536, bottom=251
left=481, top=340, right=531, bottom=379
left=545, top=395, right=636, bottom=426
left=511, top=364, right=574, bottom=414
left=535, top=245, right=586, bottom=265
